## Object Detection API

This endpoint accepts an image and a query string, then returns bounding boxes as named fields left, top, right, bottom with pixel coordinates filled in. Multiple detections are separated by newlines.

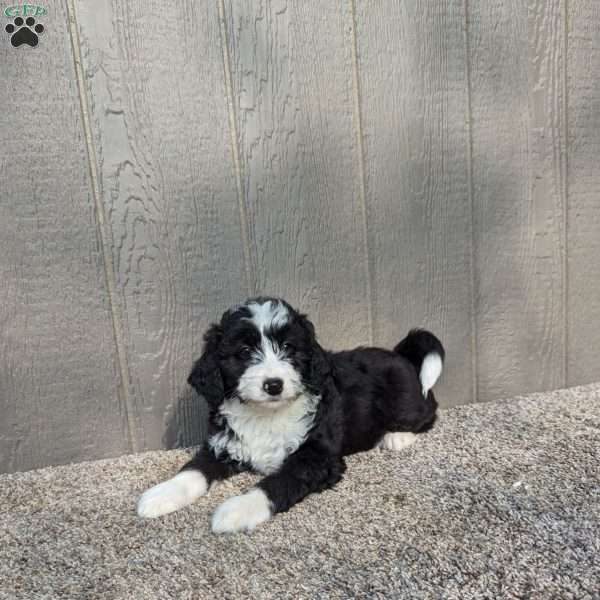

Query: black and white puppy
left=137, top=297, right=444, bottom=534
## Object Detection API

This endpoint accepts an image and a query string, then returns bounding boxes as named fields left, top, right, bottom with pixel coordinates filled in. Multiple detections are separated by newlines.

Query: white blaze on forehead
left=237, top=299, right=300, bottom=404
left=245, top=300, right=290, bottom=332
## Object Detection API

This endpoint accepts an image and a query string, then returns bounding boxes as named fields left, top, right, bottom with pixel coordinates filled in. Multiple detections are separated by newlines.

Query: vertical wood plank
left=75, top=0, right=247, bottom=449
left=567, top=0, right=600, bottom=385
left=469, top=0, right=566, bottom=400
left=0, top=0, right=129, bottom=472
left=354, top=0, right=474, bottom=406
left=224, top=0, right=370, bottom=350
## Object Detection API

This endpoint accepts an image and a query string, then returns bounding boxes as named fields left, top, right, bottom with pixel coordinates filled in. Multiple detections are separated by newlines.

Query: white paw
left=211, top=489, right=272, bottom=534
left=137, top=470, right=208, bottom=518
left=379, top=431, right=417, bottom=451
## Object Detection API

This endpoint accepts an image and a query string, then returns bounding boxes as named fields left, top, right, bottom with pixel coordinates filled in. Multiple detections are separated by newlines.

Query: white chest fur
left=209, top=395, right=319, bottom=475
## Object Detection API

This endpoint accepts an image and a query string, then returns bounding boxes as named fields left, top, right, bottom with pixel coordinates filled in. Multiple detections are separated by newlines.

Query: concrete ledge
left=1, top=384, right=599, bottom=599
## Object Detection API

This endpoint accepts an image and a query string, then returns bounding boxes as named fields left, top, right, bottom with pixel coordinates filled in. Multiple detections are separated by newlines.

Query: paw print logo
left=5, top=16, right=44, bottom=47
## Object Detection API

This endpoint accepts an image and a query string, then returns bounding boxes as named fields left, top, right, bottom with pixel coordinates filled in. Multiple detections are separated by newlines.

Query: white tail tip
left=420, top=353, right=443, bottom=396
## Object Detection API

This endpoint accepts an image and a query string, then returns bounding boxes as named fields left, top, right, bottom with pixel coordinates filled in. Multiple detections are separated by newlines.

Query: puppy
left=137, top=297, right=444, bottom=533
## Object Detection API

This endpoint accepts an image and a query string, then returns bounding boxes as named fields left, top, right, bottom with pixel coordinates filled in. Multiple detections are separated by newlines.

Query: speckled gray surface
left=1, top=384, right=599, bottom=600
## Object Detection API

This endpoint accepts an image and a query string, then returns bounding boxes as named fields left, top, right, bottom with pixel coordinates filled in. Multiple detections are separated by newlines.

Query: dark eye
left=238, top=346, right=251, bottom=359
left=282, top=342, right=295, bottom=354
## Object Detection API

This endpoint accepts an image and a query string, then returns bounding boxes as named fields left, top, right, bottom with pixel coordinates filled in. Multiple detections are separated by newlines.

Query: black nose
left=263, top=378, right=283, bottom=396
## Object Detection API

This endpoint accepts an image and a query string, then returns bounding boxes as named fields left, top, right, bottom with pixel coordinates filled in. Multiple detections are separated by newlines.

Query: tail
left=394, top=329, right=445, bottom=396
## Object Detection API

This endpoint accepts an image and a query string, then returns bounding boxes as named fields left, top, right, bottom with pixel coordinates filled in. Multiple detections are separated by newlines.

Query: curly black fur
left=182, top=297, right=444, bottom=515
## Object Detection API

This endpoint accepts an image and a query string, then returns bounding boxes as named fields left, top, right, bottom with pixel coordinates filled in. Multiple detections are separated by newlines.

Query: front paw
left=137, top=470, right=208, bottom=518
left=211, top=489, right=272, bottom=534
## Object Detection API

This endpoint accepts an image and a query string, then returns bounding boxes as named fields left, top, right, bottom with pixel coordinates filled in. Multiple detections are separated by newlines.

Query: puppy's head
left=188, top=297, right=328, bottom=409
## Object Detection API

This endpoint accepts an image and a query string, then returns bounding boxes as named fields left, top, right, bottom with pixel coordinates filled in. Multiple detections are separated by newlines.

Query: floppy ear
left=187, top=324, right=224, bottom=406
left=298, top=314, right=331, bottom=391
left=309, top=342, right=331, bottom=391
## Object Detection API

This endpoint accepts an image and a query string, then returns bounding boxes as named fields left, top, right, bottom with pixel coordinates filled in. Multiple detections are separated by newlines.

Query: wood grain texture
left=354, top=0, right=473, bottom=407
left=2, top=0, right=599, bottom=474
left=224, top=0, right=370, bottom=350
left=468, top=0, right=566, bottom=401
left=567, top=0, right=600, bottom=385
left=0, top=0, right=129, bottom=472
left=74, top=0, right=247, bottom=450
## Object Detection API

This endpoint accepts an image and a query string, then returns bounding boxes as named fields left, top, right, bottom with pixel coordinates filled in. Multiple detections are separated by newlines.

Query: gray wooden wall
left=1, top=0, right=599, bottom=473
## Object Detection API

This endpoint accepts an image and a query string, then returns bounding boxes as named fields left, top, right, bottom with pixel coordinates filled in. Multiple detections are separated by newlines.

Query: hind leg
left=378, top=386, right=438, bottom=451
left=378, top=431, right=417, bottom=451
